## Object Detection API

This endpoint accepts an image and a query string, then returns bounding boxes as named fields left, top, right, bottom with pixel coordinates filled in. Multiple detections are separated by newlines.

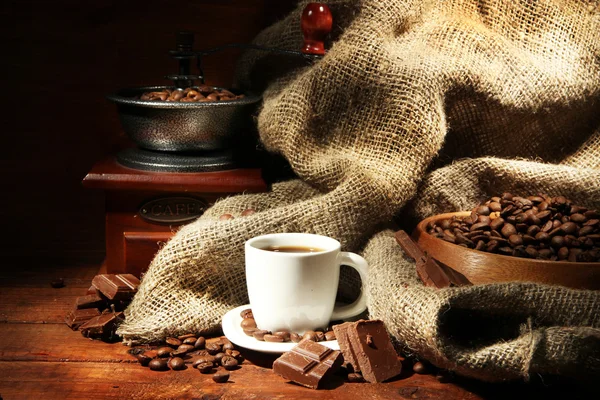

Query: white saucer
left=221, top=304, right=340, bottom=354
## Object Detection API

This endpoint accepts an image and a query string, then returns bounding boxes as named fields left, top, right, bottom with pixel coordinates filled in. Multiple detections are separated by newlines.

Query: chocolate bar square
left=79, top=311, right=125, bottom=341
left=332, top=322, right=360, bottom=372
left=75, top=293, right=106, bottom=310
left=64, top=308, right=100, bottom=330
left=273, top=340, right=343, bottom=389
left=346, top=320, right=402, bottom=382
left=91, top=274, right=140, bottom=301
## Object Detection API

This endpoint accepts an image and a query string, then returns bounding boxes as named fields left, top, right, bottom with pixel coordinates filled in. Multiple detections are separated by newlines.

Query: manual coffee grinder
left=83, top=3, right=333, bottom=277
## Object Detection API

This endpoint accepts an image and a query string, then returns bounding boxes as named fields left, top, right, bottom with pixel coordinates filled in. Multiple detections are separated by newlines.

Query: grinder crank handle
left=301, top=3, right=333, bottom=56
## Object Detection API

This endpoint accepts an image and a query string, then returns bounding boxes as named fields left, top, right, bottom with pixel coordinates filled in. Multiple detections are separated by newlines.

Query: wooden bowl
left=412, top=212, right=600, bottom=290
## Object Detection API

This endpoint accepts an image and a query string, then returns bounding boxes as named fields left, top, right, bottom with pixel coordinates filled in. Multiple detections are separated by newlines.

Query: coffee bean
left=489, top=217, right=504, bottom=231
left=183, top=337, right=197, bottom=345
left=561, top=222, right=578, bottom=235
left=325, top=331, right=336, bottom=341
left=413, top=361, right=428, bottom=374
left=501, top=192, right=513, bottom=201
left=178, top=333, right=197, bottom=341
left=290, top=333, right=302, bottom=343
left=193, top=356, right=216, bottom=368
left=169, top=357, right=186, bottom=371
left=557, top=247, right=569, bottom=260
left=241, top=208, right=256, bottom=216
left=222, top=342, right=235, bottom=352
left=149, top=359, right=169, bottom=371
left=240, top=309, right=254, bottom=319
left=508, top=235, right=523, bottom=247
left=243, top=328, right=258, bottom=336
left=273, top=331, right=291, bottom=342
left=264, top=334, right=284, bottom=343
left=213, top=371, right=230, bottom=383
left=570, top=213, right=586, bottom=223
left=136, top=353, right=153, bottom=366
left=475, top=205, right=490, bottom=216
left=550, top=236, right=565, bottom=248
left=166, top=337, right=182, bottom=347
left=219, top=214, right=234, bottom=220
left=195, top=336, right=206, bottom=349
left=253, top=330, right=270, bottom=341
left=302, top=331, right=318, bottom=341
left=157, top=347, right=173, bottom=358
left=347, top=372, right=365, bottom=383
left=501, top=224, right=517, bottom=238
left=221, top=355, right=239, bottom=370
left=206, top=342, right=222, bottom=355
left=489, top=202, right=502, bottom=212
left=525, top=246, right=539, bottom=258
left=196, top=361, right=214, bottom=374
left=315, top=331, right=326, bottom=342
left=173, top=344, right=195, bottom=356
left=240, top=318, right=257, bottom=329
left=471, top=222, right=490, bottom=231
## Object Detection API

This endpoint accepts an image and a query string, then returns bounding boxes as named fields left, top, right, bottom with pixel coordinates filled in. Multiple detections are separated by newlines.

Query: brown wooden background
left=0, top=0, right=297, bottom=268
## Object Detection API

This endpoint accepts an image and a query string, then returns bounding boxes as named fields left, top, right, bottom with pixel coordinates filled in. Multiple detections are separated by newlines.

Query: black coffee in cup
left=261, top=246, right=324, bottom=253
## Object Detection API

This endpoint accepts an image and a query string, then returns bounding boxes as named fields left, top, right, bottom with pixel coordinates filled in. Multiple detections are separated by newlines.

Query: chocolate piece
left=79, top=311, right=124, bottom=341
left=347, top=320, right=402, bottom=383
left=273, top=340, right=343, bottom=389
left=91, top=274, right=140, bottom=301
left=75, top=293, right=106, bottom=310
left=64, top=308, right=100, bottom=330
left=332, top=322, right=361, bottom=372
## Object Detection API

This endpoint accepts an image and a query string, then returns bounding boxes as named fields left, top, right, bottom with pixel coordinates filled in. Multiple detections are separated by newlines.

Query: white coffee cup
left=245, top=233, right=368, bottom=334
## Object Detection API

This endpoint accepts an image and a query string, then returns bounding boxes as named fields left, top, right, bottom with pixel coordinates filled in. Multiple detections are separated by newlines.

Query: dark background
left=1, top=0, right=297, bottom=267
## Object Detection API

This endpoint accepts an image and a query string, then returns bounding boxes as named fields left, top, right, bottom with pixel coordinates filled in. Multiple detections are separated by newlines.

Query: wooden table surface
left=0, top=263, right=592, bottom=400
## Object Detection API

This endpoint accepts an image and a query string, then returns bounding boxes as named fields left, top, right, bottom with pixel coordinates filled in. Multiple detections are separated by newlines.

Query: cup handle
left=331, top=252, right=369, bottom=321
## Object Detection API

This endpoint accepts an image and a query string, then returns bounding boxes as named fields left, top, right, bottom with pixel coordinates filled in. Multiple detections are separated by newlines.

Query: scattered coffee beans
left=221, top=355, right=239, bottom=370
left=148, top=359, right=169, bottom=371
left=427, top=193, right=600, bottom=262
left=169, top=357, right=186, bottom=371
left=139, top=86, right=244, bottom=102
left=206, top=342, right=222, bottom=355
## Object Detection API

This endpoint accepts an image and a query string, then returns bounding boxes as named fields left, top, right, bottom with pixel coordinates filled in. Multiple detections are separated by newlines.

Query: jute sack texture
left=118, top=0, right=600, bottom=383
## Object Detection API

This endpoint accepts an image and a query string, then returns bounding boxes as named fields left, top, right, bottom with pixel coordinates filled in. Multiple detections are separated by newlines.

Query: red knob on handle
left=301, top=3, right=332, bottom=56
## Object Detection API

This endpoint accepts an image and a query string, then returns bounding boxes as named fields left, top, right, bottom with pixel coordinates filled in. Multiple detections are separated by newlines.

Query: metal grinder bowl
left=107, top=86, right=261, bottom=152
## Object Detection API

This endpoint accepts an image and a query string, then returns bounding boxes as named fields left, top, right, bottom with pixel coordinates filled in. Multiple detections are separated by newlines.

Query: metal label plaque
left=139, top=197, right=207, bottom=224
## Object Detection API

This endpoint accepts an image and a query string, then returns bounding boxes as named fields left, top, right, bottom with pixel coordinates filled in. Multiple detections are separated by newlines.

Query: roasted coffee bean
left=471, top=222, right=490, bottom=231
left=243, top=328, right=258, bottom=336
left=290, top=332, right=302, bottom=343
left=501, top=224, right=517, bottom=238
left=178, top=333, right=197, bottom=340
left=315, top=331, right=326, bottom=342
left=525, top=246, right=539, bottom=258
left=241, top=208, right=256, bottom=216
left=570, top=213, right=587, bottom=223
left=219, top=214, right=234, bottom=220
left=253, top=330, right=270, bottom=341
left=213, top=371, right=230, bottom=383
left=222, top=342, right=235, bottom=352
left=149, top=359, right=169, bottom=371
left=157, top=347, right=173, bottom=358
left=561, top=222, right=578, bottom=235
left=240, top=309, right=254, bottom=319
left=535, top=232, right=550, bottom=242
left=240, top=318, right=257, bottom=329
left=347, top=372, right=365, bottom=383
left=273, top=331, right=291, bottom=342
left=221, top=355, right=239, bottom=370
left=475, top=205, right=490, bottom=216
left=325, top=331, right=336, bottom=341
left=214, top=352, right=226, bottom=364
left=490, top=217, right=504, bottom=231
left=136, top=353, right=153, bottom=367
left=183, top=337, right=197, bottom=345
left=169, top=357, right=186, bottom=371
left=579, top=226, right=595, bottom=236
left=264, top=334, right=284, bottom=343
left=489, top=202, right=502, bottom=212
left=194, top=336, right=206, bottom=349
left=550, top=236, right=565, bottom=248
left=413, top=361, right=428, bottom=374
left=206, top=342, right=222, bottom=355
left=302, top=331, right=318, bottom=341
left=173, top=344, right=195, bottom=356
left=508, top=235, right=523, bottom=247
left=196, top=361, right=214, bottom=374
left=166, top=337, right=182, bottom=347
left=193, top=356, right=216, bottom=368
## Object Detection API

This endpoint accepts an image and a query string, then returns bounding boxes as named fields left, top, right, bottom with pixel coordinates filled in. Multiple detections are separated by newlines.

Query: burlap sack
left=118, top=0, right=600, bottom=383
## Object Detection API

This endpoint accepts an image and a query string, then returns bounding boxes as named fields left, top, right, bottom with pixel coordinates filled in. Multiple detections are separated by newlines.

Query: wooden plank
left=0, top=264, right=99, bottom=287
left=0, top=361, right=480, bottom=400
left=0, top=287, right=88, bottom=324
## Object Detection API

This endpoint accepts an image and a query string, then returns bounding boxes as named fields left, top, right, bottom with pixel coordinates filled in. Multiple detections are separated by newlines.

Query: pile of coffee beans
left=128, top=333, right=243, bottom=383
left=427, top=193, right=600, bottom=262
left=139, top=86, right=244, bottom=102
left=239, top=308, right=337, bottom=343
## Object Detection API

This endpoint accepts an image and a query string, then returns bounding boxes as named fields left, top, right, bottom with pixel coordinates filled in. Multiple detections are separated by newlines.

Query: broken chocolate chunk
left=79, top=311, right=124, bottom=341
left=91, top=274, right=140, bottom=301
left=75, top=293, right=106, bottom=310
left=64, top=308, right=100, bottom=330
left=332, top=322, right=361, bottom=372
left=273, top=340, right=342, bottom=389
left=346, top=320, right=402, bottom=383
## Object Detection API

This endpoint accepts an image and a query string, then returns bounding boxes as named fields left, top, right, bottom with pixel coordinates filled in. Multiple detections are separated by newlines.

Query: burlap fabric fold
left=118, top=0, right=600, bottom=383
